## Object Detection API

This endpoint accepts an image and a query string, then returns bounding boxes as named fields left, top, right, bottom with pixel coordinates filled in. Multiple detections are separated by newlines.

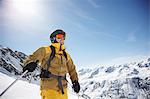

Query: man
left=23, top=29, right=80, bottom=99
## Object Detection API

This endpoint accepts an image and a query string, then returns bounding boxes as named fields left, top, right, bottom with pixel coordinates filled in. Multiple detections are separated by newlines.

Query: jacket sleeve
left=67, top=54, right=79, bottom=83
left=24, top=47, right=46, bottom=66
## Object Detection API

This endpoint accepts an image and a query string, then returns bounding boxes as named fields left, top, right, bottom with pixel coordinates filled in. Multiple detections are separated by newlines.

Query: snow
left=78, top=59, right=150, bottom=99
left=1, top=45, right=150, bottom=99
left=1, top=51, right=22, bottom=71
left=0, top=72, right=80, bottom=99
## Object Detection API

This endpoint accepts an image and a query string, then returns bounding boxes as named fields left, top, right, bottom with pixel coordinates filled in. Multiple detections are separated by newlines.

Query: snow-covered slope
left=0, top=72, right=80, bottom=99
left=0, top=45, right=150, bottom=99
left=78, top=59, right=150, bottom=99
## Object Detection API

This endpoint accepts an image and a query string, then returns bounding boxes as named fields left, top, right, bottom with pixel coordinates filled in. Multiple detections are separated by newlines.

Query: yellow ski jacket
left=24, top=43, right=79, bottom=91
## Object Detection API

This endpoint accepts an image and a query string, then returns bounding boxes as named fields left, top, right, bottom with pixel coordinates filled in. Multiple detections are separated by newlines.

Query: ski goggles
left=56, top=34, right=65, bottom=39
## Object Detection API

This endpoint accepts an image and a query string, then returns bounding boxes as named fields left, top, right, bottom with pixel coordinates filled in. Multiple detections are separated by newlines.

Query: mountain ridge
left=0, top=45, right=150, bottom=99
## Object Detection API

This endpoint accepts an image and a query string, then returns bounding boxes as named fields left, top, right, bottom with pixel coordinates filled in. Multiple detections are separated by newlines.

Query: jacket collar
left=51, top=43, right=65, bottom=54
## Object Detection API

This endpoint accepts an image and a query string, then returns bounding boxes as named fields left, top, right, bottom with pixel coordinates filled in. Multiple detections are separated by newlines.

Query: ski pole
left=77, top=93, right=80, bottom=99
left=0, top=70, right=28, bottom=97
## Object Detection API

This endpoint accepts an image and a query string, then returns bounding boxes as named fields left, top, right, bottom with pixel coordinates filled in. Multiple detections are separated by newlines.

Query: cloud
left=148, top=41, right=150, bottom=55
left=88, top=0, right=100, bottom=8
left=127, top=32, right=136, bottom=42
left=127, top=27, right=139, bottom=42
left=110, top=55, right=148, bottom=64
left=85, top=55, right=148, bottom=68
left=93, top=31, right=123, bottom=40
left=148, top=41, right=150, bottom=46
left=103, top=32, right=122, bottom=40
left=73, top=10, right=95, bottom=21
left=65, top=0, right=95, bottom=21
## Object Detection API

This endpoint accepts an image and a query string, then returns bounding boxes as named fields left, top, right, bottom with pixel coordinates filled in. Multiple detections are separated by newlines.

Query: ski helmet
left=50, top=29, right=66, bottom=43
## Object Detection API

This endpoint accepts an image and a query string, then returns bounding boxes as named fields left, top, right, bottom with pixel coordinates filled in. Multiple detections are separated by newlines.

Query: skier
left=23, top=29, right=80, bottom=99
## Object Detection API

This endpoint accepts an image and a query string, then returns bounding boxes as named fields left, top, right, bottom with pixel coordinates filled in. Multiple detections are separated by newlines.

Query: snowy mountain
left=0, top=45, right=40, bottom=84
left=78, top=59, right=150, bottom=99
left=0, top=45, right=27, bottom=75
left=0, top=45, right=150, bottom=99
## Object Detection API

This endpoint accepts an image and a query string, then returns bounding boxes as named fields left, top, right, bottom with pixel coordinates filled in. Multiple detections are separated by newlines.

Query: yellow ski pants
left=41, top=88, right=68, bottom=99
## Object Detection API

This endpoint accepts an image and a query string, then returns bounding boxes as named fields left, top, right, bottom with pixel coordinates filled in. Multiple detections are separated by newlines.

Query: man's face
left=55, top=34, right=65, bottom=44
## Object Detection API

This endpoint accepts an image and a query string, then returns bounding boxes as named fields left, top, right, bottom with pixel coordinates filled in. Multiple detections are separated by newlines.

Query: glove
left=72, top=80, right=80, bottom=93
left=23, top=62, right=37, bottom=72
left=40, top=69, right=51, bottom=78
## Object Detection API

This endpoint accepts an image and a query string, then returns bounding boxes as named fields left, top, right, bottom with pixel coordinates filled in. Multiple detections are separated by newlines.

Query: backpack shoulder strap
left=62, top=50, right=68, bottom=60
left=46, top=45, right=55, bottom=70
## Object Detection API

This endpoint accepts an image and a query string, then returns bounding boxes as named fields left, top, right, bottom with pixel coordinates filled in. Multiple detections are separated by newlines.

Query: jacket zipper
left=59, top=45, right=63, bottom=75
left=60, top=55, right=63, bottom=73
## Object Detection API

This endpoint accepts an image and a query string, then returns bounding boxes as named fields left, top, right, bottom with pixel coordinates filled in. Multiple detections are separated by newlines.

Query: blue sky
left=0, top=0, right=149, bottom=68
